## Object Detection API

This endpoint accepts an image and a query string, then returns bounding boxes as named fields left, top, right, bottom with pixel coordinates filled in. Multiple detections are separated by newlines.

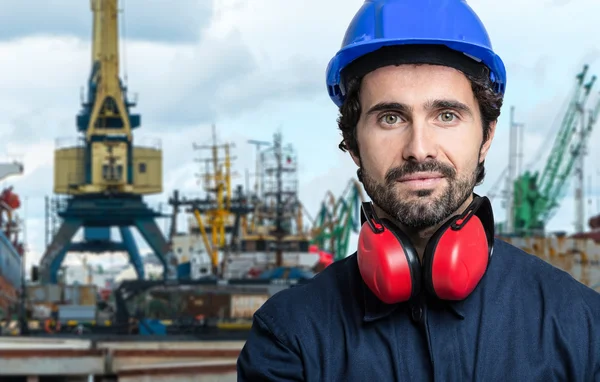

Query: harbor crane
left=311, top=179, right=365, bottom=261
left=37, top=0, right=174, bottom=283
left=507, top=65, right=598, bottom=236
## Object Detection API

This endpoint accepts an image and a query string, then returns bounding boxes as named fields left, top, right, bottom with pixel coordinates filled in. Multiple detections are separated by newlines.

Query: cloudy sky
left=1, top=0, right=599, bottom=272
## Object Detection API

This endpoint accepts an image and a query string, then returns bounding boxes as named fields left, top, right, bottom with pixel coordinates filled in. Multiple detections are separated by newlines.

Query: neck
left=374, top=194, right=474, bottom=261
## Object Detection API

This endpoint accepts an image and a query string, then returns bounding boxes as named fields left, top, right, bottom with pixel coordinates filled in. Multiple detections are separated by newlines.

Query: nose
left=401, top=121, right=438, bottom=162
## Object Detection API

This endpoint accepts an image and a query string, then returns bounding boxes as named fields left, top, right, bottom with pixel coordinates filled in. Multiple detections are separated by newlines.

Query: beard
left=361, top=160, right=476, bottom=231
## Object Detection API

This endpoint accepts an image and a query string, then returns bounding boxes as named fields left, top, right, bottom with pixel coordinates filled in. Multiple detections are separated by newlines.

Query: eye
left=438, top=111, right=457, bottom=123
left=379, top=113, right=403, bottom=126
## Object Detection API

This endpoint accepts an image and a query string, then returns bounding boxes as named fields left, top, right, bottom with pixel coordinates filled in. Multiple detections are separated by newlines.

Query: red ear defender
left=422, top=196, right=494, bottom=300
left=357, top=196, right=494, bottom=304
left=357, top=202, right=421, bottom=304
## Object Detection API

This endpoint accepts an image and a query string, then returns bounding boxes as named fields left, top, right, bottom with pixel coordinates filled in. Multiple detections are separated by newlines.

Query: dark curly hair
left=337, top=66, right=503, bottom=185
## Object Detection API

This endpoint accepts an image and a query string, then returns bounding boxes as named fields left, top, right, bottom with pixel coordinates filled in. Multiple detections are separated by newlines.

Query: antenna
left=23, top=196, right=27, bottom=277
left=505, top=106, right=524, bottom=234
left=247, top=139, right=271, bottom=197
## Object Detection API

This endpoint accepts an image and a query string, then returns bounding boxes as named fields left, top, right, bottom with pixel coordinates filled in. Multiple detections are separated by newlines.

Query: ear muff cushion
left=428, top=215, right=489, bottom=300
left=357, top=221, right=419, bottom=304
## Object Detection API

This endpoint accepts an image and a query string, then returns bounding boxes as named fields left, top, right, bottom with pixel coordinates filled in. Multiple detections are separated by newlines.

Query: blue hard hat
left=326, top=0, right=507, bottom=107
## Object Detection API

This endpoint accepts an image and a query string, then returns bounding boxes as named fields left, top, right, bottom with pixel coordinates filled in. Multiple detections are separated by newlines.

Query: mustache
left=384, top=161, right=456, bottom=184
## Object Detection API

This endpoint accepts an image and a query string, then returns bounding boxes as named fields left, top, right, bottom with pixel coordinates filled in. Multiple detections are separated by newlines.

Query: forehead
left=359, top=64, right=476, bottom=110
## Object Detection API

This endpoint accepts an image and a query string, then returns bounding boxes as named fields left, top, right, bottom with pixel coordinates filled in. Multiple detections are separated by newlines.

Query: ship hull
left=0, top=231, right=22, bottom=315
left=177, top=262, right=191, bottom=279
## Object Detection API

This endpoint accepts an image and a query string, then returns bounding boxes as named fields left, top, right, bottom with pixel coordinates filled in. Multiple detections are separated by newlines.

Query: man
left=237, top=0, right=600, bottom=380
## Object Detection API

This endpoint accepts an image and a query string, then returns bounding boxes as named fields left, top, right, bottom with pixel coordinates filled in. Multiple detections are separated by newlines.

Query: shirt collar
left=361, top=281, right=467, bottom=321
left=361, top=281, right=402, bottom=322
left=446, top=299, right=467, bottom=319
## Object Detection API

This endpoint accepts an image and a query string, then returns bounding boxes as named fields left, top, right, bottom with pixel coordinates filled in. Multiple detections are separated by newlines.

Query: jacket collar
left=361, top=281, right=467, bottom=322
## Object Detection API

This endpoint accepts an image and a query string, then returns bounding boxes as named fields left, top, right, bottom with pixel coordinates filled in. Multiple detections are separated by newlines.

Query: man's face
left=352, top=64, right=495, bottom=230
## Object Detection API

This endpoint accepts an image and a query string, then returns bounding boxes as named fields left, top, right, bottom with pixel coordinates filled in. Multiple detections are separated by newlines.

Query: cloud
left=546, top=0, right=573, bottom=6
left=134, top=34, right=323, bottom=127
left=0, top=34, right=325, bottom=146
left=0, top=0, right=211, bottom=43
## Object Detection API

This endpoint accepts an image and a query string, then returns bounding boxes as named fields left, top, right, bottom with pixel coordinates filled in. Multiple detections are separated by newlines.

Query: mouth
left=396, top=172, right=445, bottom=188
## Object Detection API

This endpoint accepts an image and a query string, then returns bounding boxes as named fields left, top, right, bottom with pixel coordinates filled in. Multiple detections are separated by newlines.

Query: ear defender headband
left=357, top=195, right=494, bottom=304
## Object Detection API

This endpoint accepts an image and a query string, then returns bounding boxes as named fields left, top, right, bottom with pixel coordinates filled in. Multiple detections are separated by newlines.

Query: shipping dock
left=0, top=337, right=242, bottom=381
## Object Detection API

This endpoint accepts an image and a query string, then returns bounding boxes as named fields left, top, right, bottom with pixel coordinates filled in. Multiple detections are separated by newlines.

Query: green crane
left=311, top=179, right=365, bottom=261
left=512, top=65, right=598, bottom=236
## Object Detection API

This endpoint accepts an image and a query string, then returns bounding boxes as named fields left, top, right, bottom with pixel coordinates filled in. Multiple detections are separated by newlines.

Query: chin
left=397, top=185, right=441, bottom=199
left=412, top=189, right=436, bottom=198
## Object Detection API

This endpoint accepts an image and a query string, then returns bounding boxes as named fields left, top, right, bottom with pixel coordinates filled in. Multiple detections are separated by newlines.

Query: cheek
left=357, top=128, right=395, bottom=181
left=361, top=152, right=390, bottom=182
left=441, top=131, right=481, bottom=174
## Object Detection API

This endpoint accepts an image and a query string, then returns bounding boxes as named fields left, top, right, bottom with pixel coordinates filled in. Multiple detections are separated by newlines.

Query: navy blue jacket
left=237, top=239, right=600, bottom=381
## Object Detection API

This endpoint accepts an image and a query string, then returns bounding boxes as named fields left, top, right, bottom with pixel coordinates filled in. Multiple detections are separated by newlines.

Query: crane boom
left=511, top=65, right=597, bottom=235
left=540, top=74, right=596, bottom=222
left=311, top=179, right=365, bottom=260
left=547, top=90, right=600, bottom=222
left=537, top=66, right=588, bottom=195
left=82, top=0, right=136, bottom=141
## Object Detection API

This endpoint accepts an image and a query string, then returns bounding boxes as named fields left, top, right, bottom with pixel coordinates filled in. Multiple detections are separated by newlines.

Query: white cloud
left=0, top=0, right=210, bottom=43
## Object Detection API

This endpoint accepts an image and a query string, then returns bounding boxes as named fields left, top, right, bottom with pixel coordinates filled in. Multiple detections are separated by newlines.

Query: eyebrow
left=425, top=99, right=473, bottom=117
left=366, top=99, right=473, bottom=117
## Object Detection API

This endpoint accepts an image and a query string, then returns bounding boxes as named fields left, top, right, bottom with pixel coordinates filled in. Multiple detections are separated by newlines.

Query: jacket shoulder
left=255, top=254, right=360, bottom=331
left=492, top=238, right=599, bottom=300
left=237, top=255, right=362, bottom=381
left=492, top=238, right=600, bottom=376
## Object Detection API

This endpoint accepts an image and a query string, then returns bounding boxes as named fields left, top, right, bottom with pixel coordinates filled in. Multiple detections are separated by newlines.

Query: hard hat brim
left=326, top=39, right=507, bottom=108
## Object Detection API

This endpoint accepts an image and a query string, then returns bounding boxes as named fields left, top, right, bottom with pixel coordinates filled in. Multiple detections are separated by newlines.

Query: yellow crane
left=39, top=0, right=174, bottom=283
left=192, top=125, right=234, bottom=273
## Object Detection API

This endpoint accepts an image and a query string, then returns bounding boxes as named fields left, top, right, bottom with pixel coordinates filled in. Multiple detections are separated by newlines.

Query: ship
left=0, top=161, right=25, bottom=320
left=169, top=129, right=335, bottom=282
left=102, top=130, right=360, bottom=333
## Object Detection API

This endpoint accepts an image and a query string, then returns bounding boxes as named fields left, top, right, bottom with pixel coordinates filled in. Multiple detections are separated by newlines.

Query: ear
left=479, top=120, right=496, bottom=163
